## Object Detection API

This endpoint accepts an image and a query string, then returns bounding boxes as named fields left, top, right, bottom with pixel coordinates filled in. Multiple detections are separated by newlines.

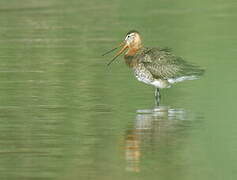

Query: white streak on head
left=125, top=33, right=136, bottom=44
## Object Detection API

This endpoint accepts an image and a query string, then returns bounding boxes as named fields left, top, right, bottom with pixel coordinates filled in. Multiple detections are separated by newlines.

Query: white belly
left=132, top=64, right=198, bottom=89
left=151, top=79, right=171, bottom=88
left=134, top=68, right=170, bottom=89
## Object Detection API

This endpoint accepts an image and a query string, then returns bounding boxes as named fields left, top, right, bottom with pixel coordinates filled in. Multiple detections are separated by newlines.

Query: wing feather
left=136, top=48, right=204, bottom=79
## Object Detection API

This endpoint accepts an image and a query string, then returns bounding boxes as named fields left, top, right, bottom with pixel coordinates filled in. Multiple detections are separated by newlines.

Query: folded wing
left=137, top=48, right=204, bottom=80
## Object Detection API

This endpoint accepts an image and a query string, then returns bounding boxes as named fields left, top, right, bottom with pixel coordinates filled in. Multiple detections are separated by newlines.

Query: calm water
left=0, top=0, right=237, bottom=179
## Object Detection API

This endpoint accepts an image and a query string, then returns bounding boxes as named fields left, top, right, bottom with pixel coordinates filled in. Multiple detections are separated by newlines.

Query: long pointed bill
left=102, top=47, right=118, bottom=56
left=102, top=42, right=124, bottom=56
left=107, top=43, right=128, bottom=66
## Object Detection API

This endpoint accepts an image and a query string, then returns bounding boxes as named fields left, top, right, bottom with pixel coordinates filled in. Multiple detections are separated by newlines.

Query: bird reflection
left=125, top=106, right=188, bottom=172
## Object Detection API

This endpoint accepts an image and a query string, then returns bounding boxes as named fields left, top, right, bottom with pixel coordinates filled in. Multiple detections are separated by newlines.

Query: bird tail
left=168, top=75, right=200, bottom=84
left=168, top=64, right=205, bottom=84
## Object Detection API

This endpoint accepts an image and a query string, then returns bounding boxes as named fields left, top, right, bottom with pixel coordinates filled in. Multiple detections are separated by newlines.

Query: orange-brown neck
left=124, top=46, right=142, bottom=68
left=126, top=44, right=142, bottom=56
left=126, top=48, right=139, bottom=56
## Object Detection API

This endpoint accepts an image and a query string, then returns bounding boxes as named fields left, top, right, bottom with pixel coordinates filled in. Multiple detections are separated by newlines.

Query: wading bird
left=103, top=30, right=204, bottom=106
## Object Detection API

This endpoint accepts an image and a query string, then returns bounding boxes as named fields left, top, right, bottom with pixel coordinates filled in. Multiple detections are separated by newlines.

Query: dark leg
left=155, top=88, right=161, bottom=106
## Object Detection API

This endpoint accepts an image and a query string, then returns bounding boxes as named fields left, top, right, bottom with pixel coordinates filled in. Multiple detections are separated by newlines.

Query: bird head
left=124, top=30, right=142, bottom=50
left=103, top=30, right=142, bottom=66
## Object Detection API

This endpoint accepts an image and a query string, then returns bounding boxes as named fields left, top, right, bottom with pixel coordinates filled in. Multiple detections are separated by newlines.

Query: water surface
left=0, top=0, right=237, bottom=179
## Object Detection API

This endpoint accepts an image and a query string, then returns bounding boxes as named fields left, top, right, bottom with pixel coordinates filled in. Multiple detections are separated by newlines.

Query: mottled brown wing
left=138, top=48, right=204, bottom=79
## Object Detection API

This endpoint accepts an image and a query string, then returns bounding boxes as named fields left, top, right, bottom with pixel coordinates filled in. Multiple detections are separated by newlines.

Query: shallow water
left=0, top=0, right=237, bottom=179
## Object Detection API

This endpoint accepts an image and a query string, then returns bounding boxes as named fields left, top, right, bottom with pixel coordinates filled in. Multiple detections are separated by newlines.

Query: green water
left=0, top=0, right=236, bottom=179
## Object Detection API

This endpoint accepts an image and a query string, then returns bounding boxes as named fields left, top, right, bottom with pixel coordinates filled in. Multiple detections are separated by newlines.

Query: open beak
left=104, top=42, right=128, bottom=66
